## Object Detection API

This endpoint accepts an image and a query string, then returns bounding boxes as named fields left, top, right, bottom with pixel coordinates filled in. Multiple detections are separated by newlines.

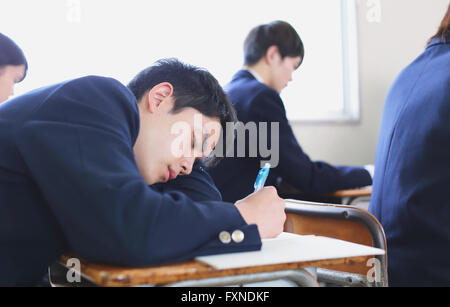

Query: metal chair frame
left=285, top=199, right=388, bottom=287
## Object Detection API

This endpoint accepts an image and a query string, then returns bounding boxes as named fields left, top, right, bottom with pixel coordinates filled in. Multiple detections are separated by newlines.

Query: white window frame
left=288, top=0, right=361, bottom=123
left=340, top=0, right=361, bottom=123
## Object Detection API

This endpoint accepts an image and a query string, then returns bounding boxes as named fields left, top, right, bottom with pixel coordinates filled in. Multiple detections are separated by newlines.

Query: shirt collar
left=245, top=68, right=264, bottom=83
left=427, top=36, right=449, bottom=49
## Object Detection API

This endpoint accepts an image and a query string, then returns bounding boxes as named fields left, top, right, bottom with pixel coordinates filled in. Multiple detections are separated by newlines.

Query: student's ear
left=145, top=82, right=174, bottom=114
left=265, top=45, right=281, bottom=66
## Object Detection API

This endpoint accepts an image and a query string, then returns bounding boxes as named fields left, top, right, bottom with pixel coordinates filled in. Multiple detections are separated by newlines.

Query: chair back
left=284, top=199, right=388, bottom=286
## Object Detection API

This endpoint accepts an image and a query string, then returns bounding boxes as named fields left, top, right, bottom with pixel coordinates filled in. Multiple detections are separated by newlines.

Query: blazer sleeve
left=14, top=76, right=261, bottom=267
left=250, top=89, right=372, bottom=194
left=151, top=162, right=223, bottom=202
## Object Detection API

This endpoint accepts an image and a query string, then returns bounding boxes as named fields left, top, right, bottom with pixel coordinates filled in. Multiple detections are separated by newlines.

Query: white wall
left=290, top=0, right=449, bottom=166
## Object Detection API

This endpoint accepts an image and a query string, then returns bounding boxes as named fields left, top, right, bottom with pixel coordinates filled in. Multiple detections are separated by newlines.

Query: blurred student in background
left=0, top=33, right=27, bottom=103
left=209, top=21, right=372, bottom=203
left=370, top=4, right=450, bottom=286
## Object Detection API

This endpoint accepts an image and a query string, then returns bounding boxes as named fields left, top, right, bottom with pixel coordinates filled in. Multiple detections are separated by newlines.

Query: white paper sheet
left=196, top=232, right=385, bottom=270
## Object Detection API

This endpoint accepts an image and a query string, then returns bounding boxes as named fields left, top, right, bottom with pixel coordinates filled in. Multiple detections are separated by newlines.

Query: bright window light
left=0, top=0, right=359, bottom=122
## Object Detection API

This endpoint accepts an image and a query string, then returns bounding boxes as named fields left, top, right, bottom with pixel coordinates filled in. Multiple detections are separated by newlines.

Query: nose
left=179, top=157, right=195, bottom=175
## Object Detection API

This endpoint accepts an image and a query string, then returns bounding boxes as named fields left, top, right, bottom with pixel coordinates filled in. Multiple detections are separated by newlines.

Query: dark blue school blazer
left=209, top=70, right=372, bottom=202
left=152, top=162, right=222, bottom=202
left=0, top=76, right=261, bottom=286
left=369, top=37, right=450, bottom=286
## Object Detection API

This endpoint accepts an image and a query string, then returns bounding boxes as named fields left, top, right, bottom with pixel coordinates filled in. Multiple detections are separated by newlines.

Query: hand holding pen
left=234, top=162, right=286, bottom=239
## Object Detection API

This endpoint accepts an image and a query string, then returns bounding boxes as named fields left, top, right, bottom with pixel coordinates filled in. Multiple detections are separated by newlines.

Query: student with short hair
left=0, top=58, right=286, bottom=286
left=209, top=21, right=372, bottom=203
left=0, top=33, right=28, bottom=103
left=369, top=5, right=450, bottom=286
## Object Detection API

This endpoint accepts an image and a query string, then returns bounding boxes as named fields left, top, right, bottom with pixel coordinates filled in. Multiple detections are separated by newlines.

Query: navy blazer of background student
left=0, top=76, right=261, bottom=286
left=369, top=37, right=450, bottom=286
left=209, top=70, right=372, bottom=203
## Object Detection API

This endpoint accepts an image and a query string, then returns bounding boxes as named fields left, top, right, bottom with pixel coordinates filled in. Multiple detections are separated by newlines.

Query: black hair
left=244, top=20, right=304, bottom=67
left=0, top=33, right=28, bottom=81
left=127, top=58, right=237, bottom=167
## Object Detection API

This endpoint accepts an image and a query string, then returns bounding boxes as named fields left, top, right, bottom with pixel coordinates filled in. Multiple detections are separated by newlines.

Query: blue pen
left=254, top=163, right=271, bottom=192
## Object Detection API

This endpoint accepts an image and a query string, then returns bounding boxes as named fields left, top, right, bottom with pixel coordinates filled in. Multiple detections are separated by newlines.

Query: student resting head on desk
left=0, top=32, right=28, bottom=103
left=209, top=21, right=373, bottom=203
left=0, top=58, right=286, bottom=286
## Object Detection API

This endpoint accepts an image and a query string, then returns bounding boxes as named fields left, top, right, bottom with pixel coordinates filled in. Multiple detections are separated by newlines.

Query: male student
left=209, top=21, right=373, bottom=203
left=0, top=58, right=286, bottom=286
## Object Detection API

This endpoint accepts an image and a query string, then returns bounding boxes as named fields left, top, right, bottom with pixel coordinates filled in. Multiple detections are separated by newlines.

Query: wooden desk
left=328, top=187, right=372, bottom=198
left=58, top=253, right=369, bottom=287
left=327, top=187, right=372, bottom=206
left=277, top=180, right=372, bottom=206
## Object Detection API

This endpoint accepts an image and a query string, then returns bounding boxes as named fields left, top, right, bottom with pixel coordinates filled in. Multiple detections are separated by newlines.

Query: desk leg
left=164, top=269, right=319, bottom=287
left=316, top=268, right=372, bottom=287
left=342, top=197, right=355, bottom=206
